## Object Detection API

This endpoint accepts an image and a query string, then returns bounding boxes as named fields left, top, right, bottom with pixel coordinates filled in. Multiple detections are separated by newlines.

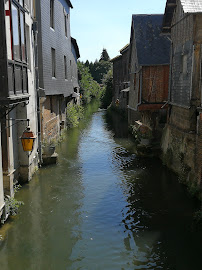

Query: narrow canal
left=0, top=102, right=202, bottom=269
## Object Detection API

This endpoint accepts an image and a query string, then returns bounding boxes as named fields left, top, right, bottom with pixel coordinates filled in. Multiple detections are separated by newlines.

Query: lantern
left=20, top=126, right=36, bottom=152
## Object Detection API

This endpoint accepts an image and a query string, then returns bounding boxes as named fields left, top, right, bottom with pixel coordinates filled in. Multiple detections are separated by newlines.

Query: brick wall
left=42, top=96, right=60, bottom=142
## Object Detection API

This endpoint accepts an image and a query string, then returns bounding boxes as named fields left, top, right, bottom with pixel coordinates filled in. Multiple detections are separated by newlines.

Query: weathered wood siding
left=170, top=0, right=194, bottom=107
left=129, top=28, right=140, bottom=110
left=142, top=65, right=169, bottom=104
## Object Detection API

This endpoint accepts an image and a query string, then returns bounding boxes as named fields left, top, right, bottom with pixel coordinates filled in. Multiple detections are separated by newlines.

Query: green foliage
left=101, top=69, right=113, bottom=108
left=1, top=184, right=24, bottom=224
left=194, top=210, right=202, bottom=222
left=66, top=104, right=84, bottom=128
left=99, top=48, right=110, bottom=61
left=84, top=49, right=112, bottom=84
left=78, top=62, right=103, bottom=104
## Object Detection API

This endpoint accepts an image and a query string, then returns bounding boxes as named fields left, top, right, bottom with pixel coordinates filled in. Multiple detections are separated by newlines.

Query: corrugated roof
left=132, top=14, right=171, bottom=66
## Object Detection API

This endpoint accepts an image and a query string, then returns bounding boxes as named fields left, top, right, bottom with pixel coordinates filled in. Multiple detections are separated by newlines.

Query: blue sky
left=70, top=0, right=166, bottom=62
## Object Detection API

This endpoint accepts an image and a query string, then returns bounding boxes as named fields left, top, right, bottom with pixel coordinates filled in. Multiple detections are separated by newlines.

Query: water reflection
left=0, top=104, right=202, bottom=270
left=106, top=110, right=202, bottom=270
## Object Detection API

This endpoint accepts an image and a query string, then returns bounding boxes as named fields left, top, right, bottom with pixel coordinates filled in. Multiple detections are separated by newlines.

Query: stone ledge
left=42, top=153, right=58, bottom=166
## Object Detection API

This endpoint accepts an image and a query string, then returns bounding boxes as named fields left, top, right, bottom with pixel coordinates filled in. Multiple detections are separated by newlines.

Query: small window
left=70, top=60, right=72, bottom=79
left=64, top=56, right=67, bottom=79
left=12, top=4, right=20, bottom=60
left=20, top=12, right=26, bottom=61
left=50, top=0, right=54, bottom=29
left=64, top=14, right=67, bottom=37
left=26, top=24, right=31, bottom=69
left=51, top=48, right=56, bottom=78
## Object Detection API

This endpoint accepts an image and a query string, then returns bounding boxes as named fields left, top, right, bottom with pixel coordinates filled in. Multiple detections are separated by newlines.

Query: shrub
left=66, top=104, right=84, bottom=128
left=1, top=184, right=24, bottom=224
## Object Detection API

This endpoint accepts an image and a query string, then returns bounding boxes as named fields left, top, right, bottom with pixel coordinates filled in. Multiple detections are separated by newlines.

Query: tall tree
left=99, top=48, right=110, bottom=62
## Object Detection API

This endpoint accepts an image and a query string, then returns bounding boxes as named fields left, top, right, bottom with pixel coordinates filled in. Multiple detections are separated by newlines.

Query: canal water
left=0, top=102, right=202, bottom=270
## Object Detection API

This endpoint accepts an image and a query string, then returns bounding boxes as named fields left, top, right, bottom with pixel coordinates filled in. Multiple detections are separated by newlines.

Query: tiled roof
left=132, top=14, right=171, bottom=66
left=181, top=0, right=202, bottom=13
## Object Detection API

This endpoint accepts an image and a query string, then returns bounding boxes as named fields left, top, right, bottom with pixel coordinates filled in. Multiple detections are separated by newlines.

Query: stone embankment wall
left=161, top=105, right=200, bottom=197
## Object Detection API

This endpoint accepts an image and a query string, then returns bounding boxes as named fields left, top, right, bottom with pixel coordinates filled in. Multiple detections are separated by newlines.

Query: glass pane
left=15, top=65, right=23, bottom=93
left=12, top=4, right=20, bottom=60
left=20, top=12, right=26, bottom=61
left=19, top=0, right=24, bottom=7
left=23, top=67, right=28, bottom=93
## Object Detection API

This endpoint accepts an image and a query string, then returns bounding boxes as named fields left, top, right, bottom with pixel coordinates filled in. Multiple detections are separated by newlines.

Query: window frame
left=50, top=0, right=54, bottom=29
left=51, top=48, right=56, bottom=78
left=64, top=55, right=67, bottom=80
left=9, top=0, right=28, bottom=95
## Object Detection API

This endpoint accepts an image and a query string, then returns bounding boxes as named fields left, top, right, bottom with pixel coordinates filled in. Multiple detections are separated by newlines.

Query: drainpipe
left=33, top=21, right=42, bottom=165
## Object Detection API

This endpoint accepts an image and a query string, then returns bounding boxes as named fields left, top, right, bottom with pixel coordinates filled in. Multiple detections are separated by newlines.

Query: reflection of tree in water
left=112, top=144, right=202, bottom=269
left=104, top=109, right=129, bottom=138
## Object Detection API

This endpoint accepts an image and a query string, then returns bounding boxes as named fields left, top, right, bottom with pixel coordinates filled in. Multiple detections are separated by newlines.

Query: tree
left=78, top=61, right=103, bottom=104
left=99, top=49, right=110, bottom=62
left=101, top=69, right=113, bottom=108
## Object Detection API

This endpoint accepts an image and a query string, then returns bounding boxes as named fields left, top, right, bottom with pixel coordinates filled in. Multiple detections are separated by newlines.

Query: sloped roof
left=162, top=0, right=202, bottom=33
left=120, top=44, right=129, bottom=54
left=66, top=0, right=73, bottom=8
left=132, top=14, right=171, bottom=66
left=110, top=55, right=122, bottom=62
left=181, top=0, right=202, bottom=13
left=71, top=37, right=80, bottom=59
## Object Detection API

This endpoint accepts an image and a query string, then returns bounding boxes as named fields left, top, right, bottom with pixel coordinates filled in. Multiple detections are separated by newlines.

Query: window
left=51, top=48, right=56, bottom=78
left=64, top=14, right=67, bottom=36
left=70, top=60, right=72, bottom=79
left=11, top=1, right=26, bottom=62
left=20, top=12, right=25, bottom=61
left=11, top=4, right=20, bottom=60
left=50, top=0, right=54, bottom=29
left=26, top=24, right=31, bottom=69
left=64, top=56, right=67, bottom=79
